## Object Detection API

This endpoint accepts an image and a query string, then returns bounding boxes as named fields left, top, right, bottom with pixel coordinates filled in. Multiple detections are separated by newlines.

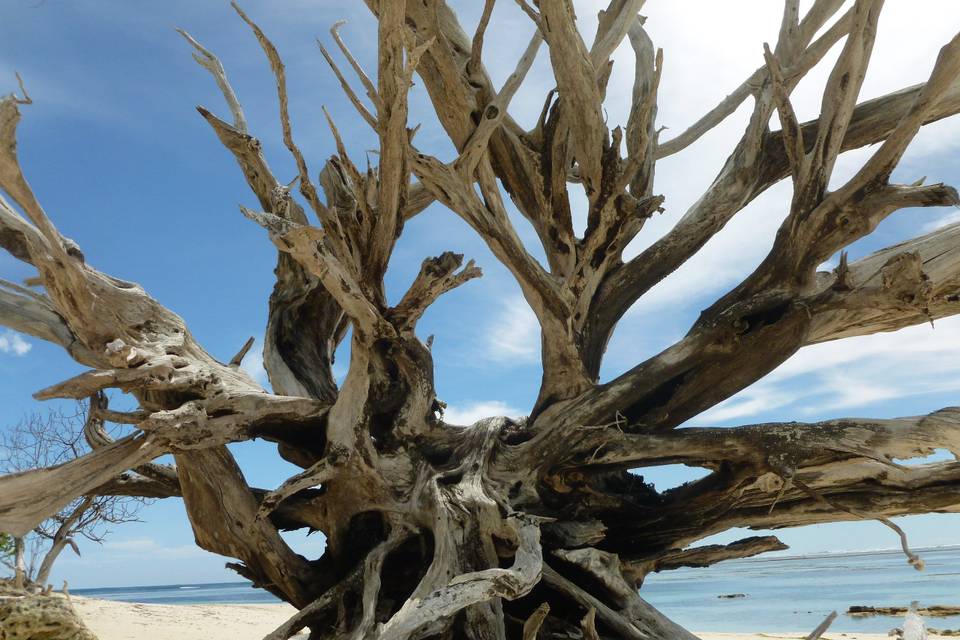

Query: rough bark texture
left=2, top=2, right=960, bottom=639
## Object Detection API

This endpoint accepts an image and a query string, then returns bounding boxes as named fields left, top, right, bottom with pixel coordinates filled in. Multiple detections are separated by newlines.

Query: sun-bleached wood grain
left=1, top=1, right=959, bottom=638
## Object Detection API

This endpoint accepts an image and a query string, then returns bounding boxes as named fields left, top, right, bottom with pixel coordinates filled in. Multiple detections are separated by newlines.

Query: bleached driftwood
left=1, top=1, right=959, bottom=637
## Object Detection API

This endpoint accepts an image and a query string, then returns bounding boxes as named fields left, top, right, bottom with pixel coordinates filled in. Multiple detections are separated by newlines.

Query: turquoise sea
left=642, top=547, right=960, bottom=633
left=72, top=547, right=960, bottom=634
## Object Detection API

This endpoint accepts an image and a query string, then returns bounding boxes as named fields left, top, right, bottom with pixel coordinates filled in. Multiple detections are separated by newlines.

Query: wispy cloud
left=0, top=57, right=130, bottom=127
left=240, top=340, right=269, bottom=388
left=922, top=210, right=960, bottom=234
left=595, top=2, right=960, bottom=393
left=77, top=536, right=211, bottom=562
left=106, top=537, right=206, bottom=558
left=697, top=316, right=960, bottom=425
left=443, top=400, right=522, bottom=425
left=483, top=296, right=539, bottom=364
left=0, top=330, right=31, bottom=356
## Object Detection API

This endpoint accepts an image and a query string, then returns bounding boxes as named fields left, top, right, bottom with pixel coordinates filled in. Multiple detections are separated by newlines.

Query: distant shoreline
left=70, top=545, right=960, bottom=592
left=743, top=544, right=960, bottom=563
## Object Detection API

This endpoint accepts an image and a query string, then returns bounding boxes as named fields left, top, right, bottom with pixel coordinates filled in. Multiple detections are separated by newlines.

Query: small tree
left=1, top=2, right=959, bottom=638
left=0, top=394, right=150, bottom=589
left=0, top=532, right=16, bottom=589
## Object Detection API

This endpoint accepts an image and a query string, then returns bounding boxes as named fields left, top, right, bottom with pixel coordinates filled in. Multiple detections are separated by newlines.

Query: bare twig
left=317, top=38, right=378, bottom=129
left=176, top=28, right=248, bottom=132
left=330, top=20, right=380, bottom=111
left=232, top=2, right=328, bottom=220
left=228, top=336, right=256, bottom=367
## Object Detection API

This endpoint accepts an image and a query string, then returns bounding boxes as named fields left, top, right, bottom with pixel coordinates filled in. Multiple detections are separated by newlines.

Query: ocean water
left=642, top=547, right=960, bottom=633
left=72, top=548, right=960, bottom=633
left=72, top=581, right=278, bottom=605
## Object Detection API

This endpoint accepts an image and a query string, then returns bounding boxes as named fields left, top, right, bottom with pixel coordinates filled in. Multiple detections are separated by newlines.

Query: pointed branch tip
left=13, top=72, right=31, bottom=105
left=229, top=336, right=256, bottom=367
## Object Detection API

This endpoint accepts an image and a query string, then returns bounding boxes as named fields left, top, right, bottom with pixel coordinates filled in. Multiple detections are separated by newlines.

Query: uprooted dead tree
left=1, top=1, right=959, bottom=638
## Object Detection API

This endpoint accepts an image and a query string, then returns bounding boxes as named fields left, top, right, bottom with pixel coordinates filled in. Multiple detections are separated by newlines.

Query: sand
left=69, top=597, right=942, bottom=640
left=71, top=596, right=305, bottom=639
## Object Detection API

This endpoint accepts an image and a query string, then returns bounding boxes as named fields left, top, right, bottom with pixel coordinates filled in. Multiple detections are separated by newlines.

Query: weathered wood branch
left=241, top=208, right=392, bottom=339
left=655, top=0, right=848, bottom=158
left=4, top=4, right=960, bottom=638
left=541, top=563, right=699, bottom=640
left=0, top=82, right=336, bottom=607
left=566, top=187, right=958, bottom=435
left=557, top=407, right=960, bottom=473
left=93, top=473, right=181, bottom=499
left=317, top=25, right=379, bottom=130
left=0, top=435, right=163, bottom=537
left=538, top=0, right=606, bottom=200
left=591, top=1, right=646, bottom=72
left=177, top=447, right=319, bottom=607
left=377, top=514, right=543, bottom=640
left=390, top=252, right=482, bottom=331
left=585, top=40, right=960, bottom=373
left=796, top=0, right=881, bottom=204
left=750, top=27, right=960, bottom=288
left=84, top=392, right=181, bottom=493
left=807, top=221, right=960, bottom=343
left=408, top=152, right=569, bottom=319
left=622, top=535, right=789, bottom=584
left=366, top=0, right=575, bottom=277
left=370, top=0, right=412, bottom=289
left=0, top=279, right=77, bottom=354
left=232, top=2, right=329, bottom=227
left=523, top=406, right=960, bottom=572
left=194, top=107, right=344, bottom=401
left=176, top=29, right=247, bottom=132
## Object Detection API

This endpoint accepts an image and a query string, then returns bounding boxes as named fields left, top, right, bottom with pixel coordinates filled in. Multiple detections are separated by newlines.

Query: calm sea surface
left=643, top=547, right=960, bottom=633
left=72, top=548, right=960, bottom=633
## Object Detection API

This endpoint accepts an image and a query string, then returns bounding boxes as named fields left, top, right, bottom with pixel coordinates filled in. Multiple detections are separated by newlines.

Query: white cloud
left=598, top=1, right=960, bottom=317
left=592, top=2, right=960, bottom=392
left=103, top=538, right=158, bottom=553
left=923, top=209, right=960, bottom=234
left=101, top=537, right=210, bottom=561
left=240, top=342, right=269, bottom=387
left=697, top=316, right=960, bottom=425
left=484, top=296, right=540, bottom=364
left=0, top=330, right=31, bottom=356
left=703, top=389, right=797, bottom=423
left=443, top=400, right=522, bottom=425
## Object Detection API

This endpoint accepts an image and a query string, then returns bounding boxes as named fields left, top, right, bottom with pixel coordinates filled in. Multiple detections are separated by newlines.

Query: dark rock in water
left=891, top=627, right=960, bottom=638
left=848, top=604, right=960, bottom=617
left=717, top=593, right=747, bottom=599
left=0, top=594, right=98, bottom=639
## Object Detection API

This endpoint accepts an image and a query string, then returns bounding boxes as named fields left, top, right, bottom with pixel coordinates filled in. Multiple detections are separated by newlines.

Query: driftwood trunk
left=2, top=1, right=960, bottom=638
left=13, top=537, right=26, bottom=591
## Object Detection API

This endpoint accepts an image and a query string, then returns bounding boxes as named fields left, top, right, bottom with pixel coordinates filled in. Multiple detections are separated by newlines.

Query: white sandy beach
left=71, top=596, right=305, bottom=639
left=65, top=596, right=945, bottom=640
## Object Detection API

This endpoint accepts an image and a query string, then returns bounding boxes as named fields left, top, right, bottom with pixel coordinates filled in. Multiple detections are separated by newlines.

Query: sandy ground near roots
left=69, top=596, right=946, bottom=640
left=71, top=596, right=306, bottom=639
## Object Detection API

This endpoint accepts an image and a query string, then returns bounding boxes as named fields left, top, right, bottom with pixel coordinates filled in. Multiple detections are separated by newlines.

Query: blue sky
left=1, top=1, right=959, bottom=588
